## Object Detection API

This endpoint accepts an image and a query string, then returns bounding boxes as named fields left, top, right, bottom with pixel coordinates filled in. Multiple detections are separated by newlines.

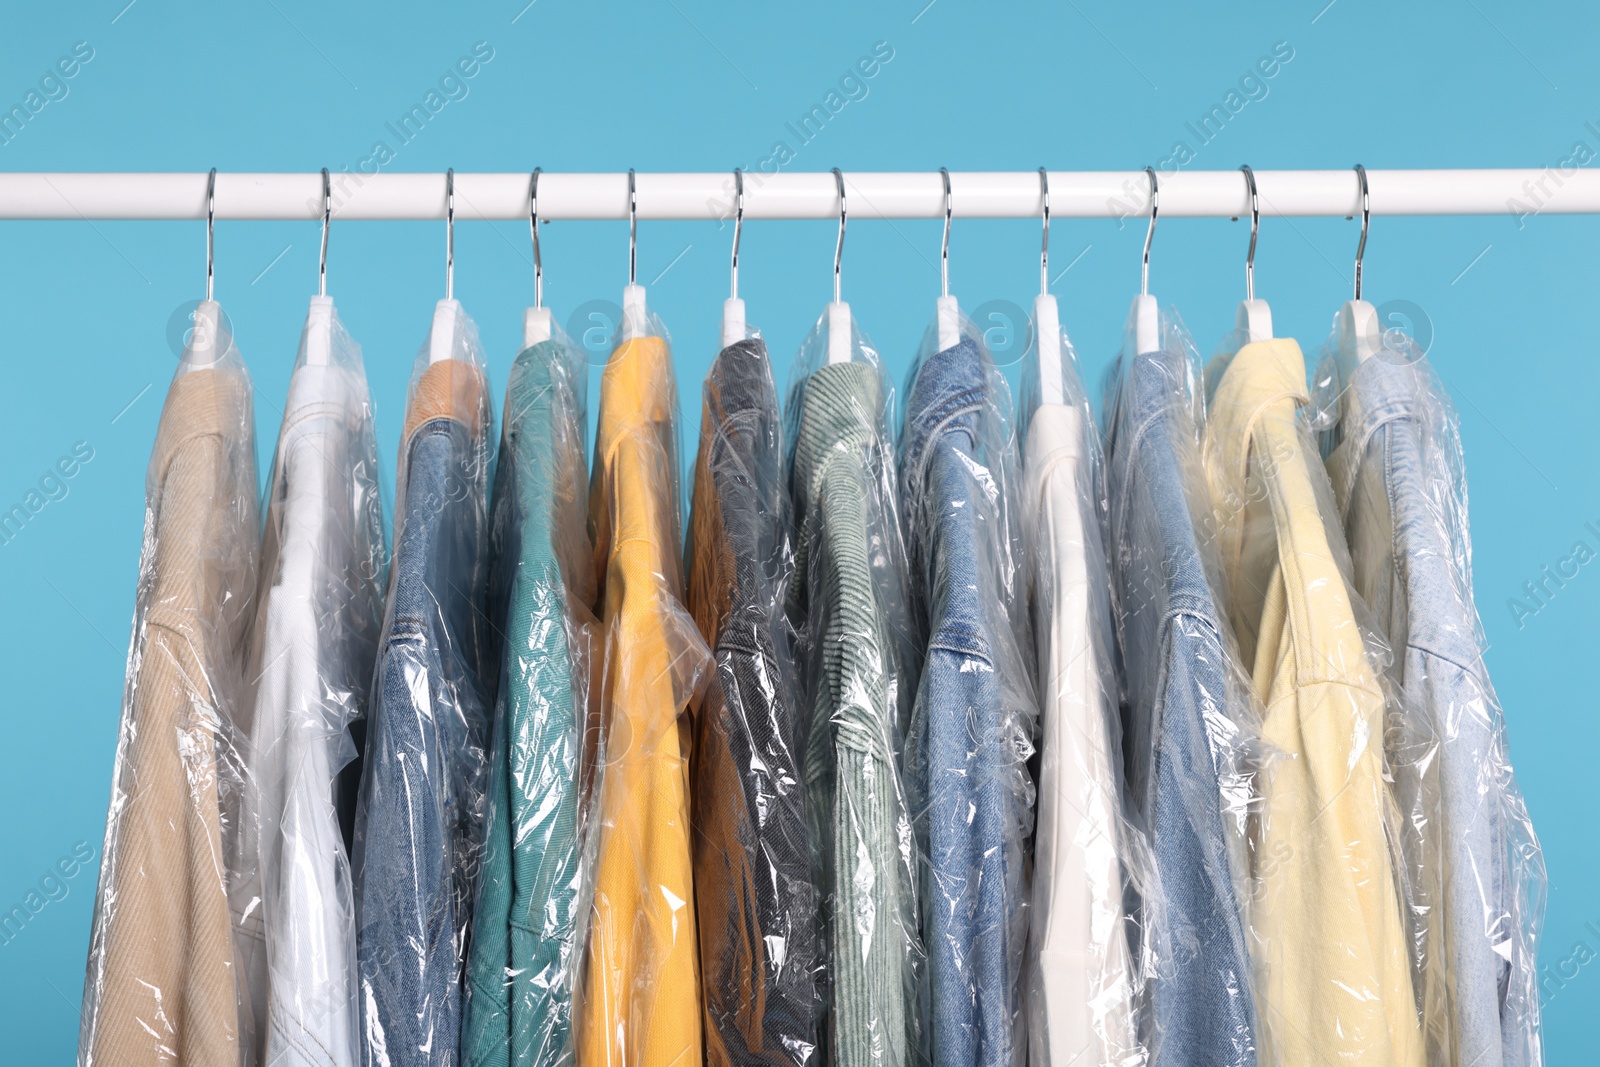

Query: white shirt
left=248, top=342, right=384, bottom=1067
left=1023, top=404, right=1140, bottom=1067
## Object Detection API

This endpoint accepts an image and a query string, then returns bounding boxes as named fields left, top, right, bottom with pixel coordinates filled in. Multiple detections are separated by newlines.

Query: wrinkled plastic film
left=785, top=308, right=924, bottom=1067
left=686, top=333, right=822, bottom=1067
left=463, top=322, right=598, bottom=1067
left=1312, top=331, right=1546, bottom=1067
left=80, top=304, right=261, bottom=1067
left=1021, top=317, right=1153, bottom=1067
left=352, top=303, right=496, bottom=1066
left=1202, top=329, right=1430, bottom=1066
left=1101, top=305, right=1264, bottom=1067
left=242, top=298, right=388, bottom=1067
left=898, top=314, right=1034, bottom=1067
left=579, top=309, right=713, bottom=1067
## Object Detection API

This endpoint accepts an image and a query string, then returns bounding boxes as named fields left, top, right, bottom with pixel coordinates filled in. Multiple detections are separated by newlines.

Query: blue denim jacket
left=902, top=338, right=1031, bottom=1067
left=355, top=402, right=494, bottom=1067
left=1325, top=353, right=1544, bottom=1067
left=1103, top=347, right=1258, bottom=1067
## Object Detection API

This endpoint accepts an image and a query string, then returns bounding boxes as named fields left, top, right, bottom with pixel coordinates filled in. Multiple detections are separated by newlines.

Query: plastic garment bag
left=80, top=301, right=261, bottom=1067
left=352, top=308, right=496, bottom=1067
left=785, top=310, right=924, bottom=1067
left=578, top=313, right=712, bottom=1067
left=686, top=335, right=822, bottom=1067
left=1020, top=320, right=1151, bottom=1067
left=463, top=328, right=597, bottom=1067
left=244, top=297, right=387, bottom=1067
left=898, top=319, right=1033, bottom=1067
left=1312, top=332, right=1546, bottom=1067
left=1100, top=306, right=1262, bottom=1067
left=1202, top=333, right=1424, bottom=1067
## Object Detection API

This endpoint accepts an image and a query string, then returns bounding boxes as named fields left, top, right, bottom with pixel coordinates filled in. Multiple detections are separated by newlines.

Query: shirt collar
left=790, top=360, right=884, bottom=515
left=1203, top=337, right=1309, bottom=492
left=901, top=337, right=989, bottom=484
left=149, top=361, right=253, bottom=498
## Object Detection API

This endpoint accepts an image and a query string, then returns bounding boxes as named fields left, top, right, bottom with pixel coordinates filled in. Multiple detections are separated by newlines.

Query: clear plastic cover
left=898, top=314, right=1034, bottom=1067
left=579, top=311, right=713, bottom=1067
left=1312, top=331, right=1546, bottom=1067
left=1200, top=332, right=1427, bottom=1065
left=784, top=308, right=924, bottom=1067
left=352, top=301, right=496, bottom=1065
left=464, top=322, right=598, bottom=1067
left=242, top=297, right=388, bottom=1067
left=1100, top=305, right=1262, bottom=1067
left=686, top=332, right=822, bottom=1067
left=80, top=301, right=262, bottom=1066
left=1020, top=315, right=1152, bottom=1067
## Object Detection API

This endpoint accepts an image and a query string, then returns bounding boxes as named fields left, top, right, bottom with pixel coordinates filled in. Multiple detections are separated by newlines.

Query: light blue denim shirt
left=901, top=338, right=1032, bottom=1067
left=1324, top=352, right=1545, bottom=1067
left=1103, top=346, right=1258, bottom=1067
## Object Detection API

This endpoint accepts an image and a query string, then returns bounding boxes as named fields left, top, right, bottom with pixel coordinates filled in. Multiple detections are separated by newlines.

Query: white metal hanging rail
left=0, top=170, right=1592, bottom=219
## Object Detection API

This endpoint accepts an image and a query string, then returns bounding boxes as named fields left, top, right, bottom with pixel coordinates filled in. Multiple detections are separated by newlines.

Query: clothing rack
left=0, top=169, right=1594, bottom=219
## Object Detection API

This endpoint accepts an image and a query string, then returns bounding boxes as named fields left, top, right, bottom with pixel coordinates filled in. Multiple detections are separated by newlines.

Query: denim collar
left=1110, top=347, right=1226, bottom=625
left=901, top=337, right=990, bottom=488
left=1325, top=352, right=1485, bottom=666
left=1325, top=353, right=1429, bottom=514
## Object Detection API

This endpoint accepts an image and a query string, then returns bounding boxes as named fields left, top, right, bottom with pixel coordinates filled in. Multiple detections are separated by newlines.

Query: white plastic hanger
left=428, top=168, right=461, bottom=365
left=1130, top=165, right=1161, bottom=355
left=721, top=167, right=746, bottom=348
left=179, top=168, right=222, bottom=375
left=524, top=168, right=553, bottom=348
left=1333, top=163, right=1381, bottom=387
left=302, top=167, right=335, bottom=368
left=1034, top=167, right=1066, bottom=406
left=620, top=168, right=648, bottom=342
left=936, top=167, right=960, bottom=351
left=1233, top=164, right=1273, bottom=344
left=827, top=167, right=852, bottom=364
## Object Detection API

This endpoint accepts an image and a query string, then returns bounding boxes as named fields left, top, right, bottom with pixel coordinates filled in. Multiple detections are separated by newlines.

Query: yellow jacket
left=579, top=335, right=711, bottom=1067
left=1202, top=338, right=1423, bottom=1067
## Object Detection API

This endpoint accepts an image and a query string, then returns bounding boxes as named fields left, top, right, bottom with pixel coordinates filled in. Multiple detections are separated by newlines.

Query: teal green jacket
left=464, top=340, right=591, bottom=1067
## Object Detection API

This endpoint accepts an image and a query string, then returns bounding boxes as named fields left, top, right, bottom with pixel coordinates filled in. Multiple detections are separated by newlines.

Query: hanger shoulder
left=1337, top=299, right=1381, bottom=363
left=1133, top=293, right=1160, bottom=354
left=1035, top=293, right=1064, bottom=406
left=1235, top=298, right=1273, bottom=344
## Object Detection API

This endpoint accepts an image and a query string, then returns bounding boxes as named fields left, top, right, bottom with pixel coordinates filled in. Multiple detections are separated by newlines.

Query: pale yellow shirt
left=1202, top=338, right=1423, bottom=1067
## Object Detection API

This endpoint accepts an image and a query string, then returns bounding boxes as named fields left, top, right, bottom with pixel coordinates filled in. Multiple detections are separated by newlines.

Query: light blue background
left=2, top=0, right=1595, bottom=1060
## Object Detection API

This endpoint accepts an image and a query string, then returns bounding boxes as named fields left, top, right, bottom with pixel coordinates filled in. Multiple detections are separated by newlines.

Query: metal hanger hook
left=1141, top=166, right=1158, bottom=297
left=529, top=168, right=543, bottom=309
left=1352, top=163, right=1370, bottom=301
left=319, top=168, right=330, bottom=298
left=1038, top=167, right=1050, bottom=296
left=1239, top=164, right=1260, bottom=301
left=730, top=167, right=743, bottom=301
left=627, top=168, right=637, bottom=287
left=445, top=168, right=455, bottom=300
left=832, top=167, right=846, bottom=304
left=205, top=167, right=216, bottom=302
left=940, top=166, right=952, bottom=299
